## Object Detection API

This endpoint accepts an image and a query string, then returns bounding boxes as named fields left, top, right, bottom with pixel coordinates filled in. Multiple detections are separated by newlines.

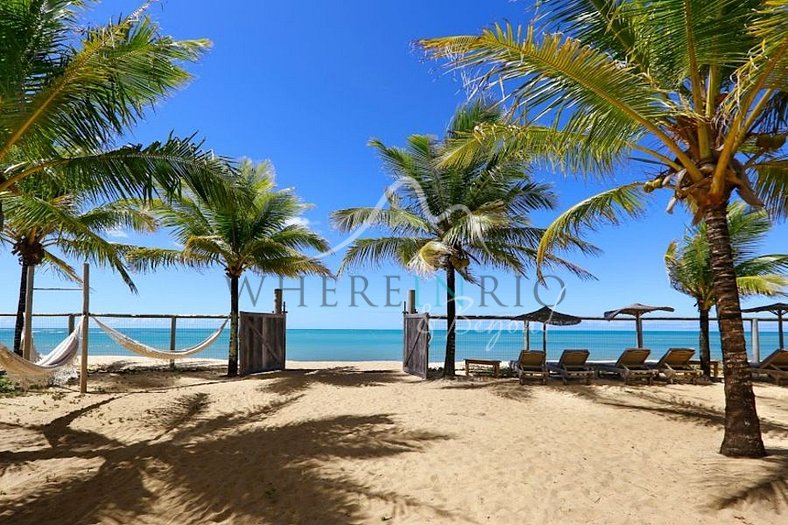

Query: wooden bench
left=464, top=358, right=501, bottom=378
left=688, top=360, right=720, bottom=378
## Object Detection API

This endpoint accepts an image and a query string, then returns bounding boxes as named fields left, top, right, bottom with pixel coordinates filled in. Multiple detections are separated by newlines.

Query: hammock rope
left=91, top=317, right=228, bottom=360
left=0, top=320, right=83, bottom=377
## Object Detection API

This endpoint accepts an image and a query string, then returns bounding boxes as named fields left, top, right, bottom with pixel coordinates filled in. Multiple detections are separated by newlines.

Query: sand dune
left=0, top=358, right=786, bottom=524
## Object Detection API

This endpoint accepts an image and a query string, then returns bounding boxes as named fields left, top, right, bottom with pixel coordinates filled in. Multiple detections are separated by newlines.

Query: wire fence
left=428, top=316, right=783, bottom=365
left=0, top=312, right=783, bottom=364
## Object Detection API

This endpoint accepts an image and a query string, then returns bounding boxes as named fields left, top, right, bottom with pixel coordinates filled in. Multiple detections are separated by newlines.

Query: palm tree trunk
left=443, top=265, right=456, bottom=377
left=228, top=274, right=239, bottom=376
left=13, top=262, right=29, bottom=356
left=705, top=203, right=765, bottom=458
left=698, top=307, right=711, bottom=378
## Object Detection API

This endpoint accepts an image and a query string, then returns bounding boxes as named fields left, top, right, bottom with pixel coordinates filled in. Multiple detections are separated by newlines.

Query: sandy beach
left=1, top=357, right=786, bottom=524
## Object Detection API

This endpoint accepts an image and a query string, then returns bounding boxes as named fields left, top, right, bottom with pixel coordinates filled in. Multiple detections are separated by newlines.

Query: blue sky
left=2, top=0, right=785, bottom=328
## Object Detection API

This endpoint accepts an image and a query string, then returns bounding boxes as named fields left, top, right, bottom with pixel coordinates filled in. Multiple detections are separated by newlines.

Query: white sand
left=0, top=357, right=786, bottom=524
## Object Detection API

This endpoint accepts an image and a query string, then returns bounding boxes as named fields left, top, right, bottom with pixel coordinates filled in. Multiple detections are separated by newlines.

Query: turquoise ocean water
left=0, top=325, right=781, bottom=363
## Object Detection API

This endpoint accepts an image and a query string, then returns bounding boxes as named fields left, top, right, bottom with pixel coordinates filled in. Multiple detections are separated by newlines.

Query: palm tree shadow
left=80, top=361, right=229, bottom=393
left=258, top=367, right=406, bottom=396
left=440, top=379, right=533, bottom=401
left=565, top=388, right=788, bottom=514
left=0, top=392, right=457, bottom=524
left=706, top=449, right=788, bottom=513
left=567, top=387, right=788, bottom=437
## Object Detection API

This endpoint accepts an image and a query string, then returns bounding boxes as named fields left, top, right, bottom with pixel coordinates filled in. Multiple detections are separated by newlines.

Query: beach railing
left=425, top=314, right=782, bottom=367
left=0, top=312, right=782, bottom=365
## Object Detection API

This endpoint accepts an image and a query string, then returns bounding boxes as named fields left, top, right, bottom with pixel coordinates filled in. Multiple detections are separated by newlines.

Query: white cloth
left=0, top=320, right=82, bottom=376
left=92, top=317, right=227, bottom=360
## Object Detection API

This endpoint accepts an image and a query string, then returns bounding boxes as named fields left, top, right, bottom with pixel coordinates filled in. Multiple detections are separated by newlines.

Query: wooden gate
left=239, top=311, right=286, bottom=376
left=403, top=313, right=429, bottom=379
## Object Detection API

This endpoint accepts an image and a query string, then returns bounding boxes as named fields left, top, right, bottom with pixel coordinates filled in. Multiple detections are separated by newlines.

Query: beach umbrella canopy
left=515, top=306, right=582, bottom=352
left=604, top=303, right=675, bottom=348
left=742, top=303, right=788, bottom=349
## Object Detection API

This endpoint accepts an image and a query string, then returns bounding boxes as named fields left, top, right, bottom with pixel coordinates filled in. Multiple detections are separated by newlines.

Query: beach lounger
left=514, top=350, right=548, bottom=385
left=750, top=349, right=788, bottom=386
left=652, top=348, right=702, bottom=384
left=548, top=349, right=595, bottom=385
left=597, top=348, right=657, bottom=385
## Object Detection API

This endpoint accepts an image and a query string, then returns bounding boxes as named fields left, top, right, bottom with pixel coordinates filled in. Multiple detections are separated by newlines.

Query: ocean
left=0, top=324, right=781, bottom=363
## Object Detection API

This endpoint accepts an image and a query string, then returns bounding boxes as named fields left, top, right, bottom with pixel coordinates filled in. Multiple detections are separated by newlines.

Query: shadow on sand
left=257, top=367, right=407, bottom=397
left=565, top=386, right=788, bottom=513
left=705, top=448, right=788, bottom=513
left=0, top=383, right=458, bottom=524
left=439, top=378, right=534, bottom=401
left=567, top=387, right=788, bottom=437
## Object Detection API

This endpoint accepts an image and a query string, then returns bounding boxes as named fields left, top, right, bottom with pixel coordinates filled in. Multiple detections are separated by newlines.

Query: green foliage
left=128, top=159, right=330, bottom=279
left=536, top=183, right=648, bottom=281
left=2, top=174, right=156, bottom=289
left=332, top=101, right=594, bottom=282
left=665, top=202, right=788, bottom=310
left=0, top=375, right=20, bottom=396
left=421, top=0, right=787, bottom=218
left=0, top=0, right=232, bottom=219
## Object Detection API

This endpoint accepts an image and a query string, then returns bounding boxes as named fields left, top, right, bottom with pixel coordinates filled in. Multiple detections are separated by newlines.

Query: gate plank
left=239, top=312, right=287, bottom=376
left=403, top=313, right=429, bottom=379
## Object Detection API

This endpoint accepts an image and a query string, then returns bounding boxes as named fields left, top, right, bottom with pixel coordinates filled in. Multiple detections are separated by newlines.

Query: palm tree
left=331, top=102, right=594, bottom=377
left=420, top=0, right=786, bottom=456
left=666, top=203, right=788, bottom=378
left=0, top=0, right=231, bottom=230
left=128, top=160, right=331, bottom=376
left=2, top=175, right=155, bottom=355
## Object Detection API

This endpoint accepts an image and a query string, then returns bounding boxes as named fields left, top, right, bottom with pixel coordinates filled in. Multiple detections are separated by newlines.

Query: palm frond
left=735, top=275, right=788, bottom=297
left=666, top=202, right=787, bottom=306
left=753, top=157, right=788, bottom=219
left=0, top=4, right=209, bottom=161
left=331, top=206, right=432, bottom=235
left=536, top=183, right=649, bottom=280
left=338, top=237, right=431, bottom=275
left=420, top=24, right=677, bottom=158
left=126, top=247, right=197, bottom=273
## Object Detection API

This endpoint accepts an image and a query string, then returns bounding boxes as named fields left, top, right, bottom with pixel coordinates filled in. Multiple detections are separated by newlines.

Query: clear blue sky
left=2, top=0, right=785, bottom=328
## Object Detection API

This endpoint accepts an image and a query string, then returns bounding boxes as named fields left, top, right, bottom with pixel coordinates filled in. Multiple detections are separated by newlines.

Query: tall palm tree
left=2, top=175, right=155, bottom=355
left=128, top=160, right=331, bottom=376
left=666, top=203, right=788, bottom=377
left=332, top=102, right=594, bottom=377
left=0, top=0, right=231, bottom=230
left=421, top=0, right=786, bottom=456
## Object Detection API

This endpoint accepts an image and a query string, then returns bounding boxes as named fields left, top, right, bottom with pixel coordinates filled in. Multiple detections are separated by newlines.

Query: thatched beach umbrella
left=742, top=302, right=788, bottom=349
left=604, top=303, right=675, bottom=348
left=515, top=306, right=582, bottom=352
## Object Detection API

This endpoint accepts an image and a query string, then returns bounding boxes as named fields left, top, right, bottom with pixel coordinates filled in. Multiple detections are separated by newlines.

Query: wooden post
left=407, top=289, right=416, bottom=314
left=169, top=316, right=177, bottom=370
left=68, top=314, right=75, bottom=335
left=635, top=315, right=644, bottom=348
left=524, top=321, right=530, bottom=351
left=542, top=322, right=548, bottom=353
left=22, top=265, right=34, bottom=360
left=751, top=319, right=760, bottom=363
left=274, top=288, right=283, bottom=315
left=80, top=263, right=89, bottom=394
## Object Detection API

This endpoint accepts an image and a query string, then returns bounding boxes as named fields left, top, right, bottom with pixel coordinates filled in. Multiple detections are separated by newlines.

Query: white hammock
left=92, top=317, right=227, bottom=360
left=0, top=320, right=83, bottom=377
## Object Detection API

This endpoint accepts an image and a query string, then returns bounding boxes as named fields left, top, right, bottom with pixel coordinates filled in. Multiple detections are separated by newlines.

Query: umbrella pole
left=525, top=322, right=530, bottom=351
left=779, top=311, right=784, bottom=349
left=636, top=315, right=644, bottom=348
